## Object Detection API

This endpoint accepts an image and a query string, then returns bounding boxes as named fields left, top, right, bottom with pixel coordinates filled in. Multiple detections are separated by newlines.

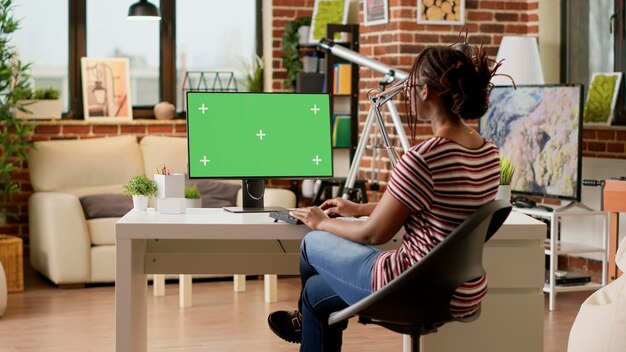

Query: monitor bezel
left=479, top=83, right=584, bottom=202
left=185, top=91, right=335, bottom=180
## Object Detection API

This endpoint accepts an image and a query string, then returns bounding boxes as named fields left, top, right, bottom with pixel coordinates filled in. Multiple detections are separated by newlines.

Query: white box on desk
left=154, top=173, right=184, bottom=198
left=156, top=197, right=186, bottom=214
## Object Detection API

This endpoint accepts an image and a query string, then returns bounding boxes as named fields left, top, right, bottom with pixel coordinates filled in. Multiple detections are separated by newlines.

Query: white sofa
left=28, top=135, right=296, bottom=286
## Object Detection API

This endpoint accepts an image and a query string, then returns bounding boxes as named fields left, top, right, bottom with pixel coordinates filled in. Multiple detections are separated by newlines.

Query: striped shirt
left=372, top=136, right=500, bottom=317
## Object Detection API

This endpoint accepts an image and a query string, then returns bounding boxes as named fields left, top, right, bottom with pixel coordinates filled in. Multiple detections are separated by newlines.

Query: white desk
left=115, top=208, right=545, bottom=352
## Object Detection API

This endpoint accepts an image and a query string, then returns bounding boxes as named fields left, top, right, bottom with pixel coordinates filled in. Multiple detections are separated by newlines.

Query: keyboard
left=269, top=210, right=302, bottom=225
left=270, top=210, right=367, bottom=225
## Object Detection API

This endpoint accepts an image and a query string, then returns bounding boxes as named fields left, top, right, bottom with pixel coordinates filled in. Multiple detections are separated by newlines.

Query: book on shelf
left=333, top=63, right=352, bottom=95
left=332, top=114, right=351, bottom=147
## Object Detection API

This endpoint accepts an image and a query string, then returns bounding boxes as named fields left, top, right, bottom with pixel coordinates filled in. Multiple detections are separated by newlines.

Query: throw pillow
left=80, top=194, right=134, bottom=220
left=188, top=180, right=241, bottom=208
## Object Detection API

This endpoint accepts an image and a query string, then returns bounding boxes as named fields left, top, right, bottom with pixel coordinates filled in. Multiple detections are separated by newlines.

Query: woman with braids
left=268, top=45, right=503, bottom=351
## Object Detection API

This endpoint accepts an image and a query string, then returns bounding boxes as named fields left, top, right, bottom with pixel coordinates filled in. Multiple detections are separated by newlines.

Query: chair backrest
left=329, top=200, right=512, bottom=330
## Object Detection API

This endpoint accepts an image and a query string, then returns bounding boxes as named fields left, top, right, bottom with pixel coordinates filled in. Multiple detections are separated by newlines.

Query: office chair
left=328, top=200, right=512, bottom=352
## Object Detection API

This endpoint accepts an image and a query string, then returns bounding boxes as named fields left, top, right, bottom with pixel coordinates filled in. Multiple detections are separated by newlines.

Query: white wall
left=538, top=0, right=560, bottom=84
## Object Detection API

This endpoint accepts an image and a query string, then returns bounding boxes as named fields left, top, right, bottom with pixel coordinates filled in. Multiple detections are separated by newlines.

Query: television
left=478, top=84, right=584, bottom=203
left=186, top=92, right=333, bottom=212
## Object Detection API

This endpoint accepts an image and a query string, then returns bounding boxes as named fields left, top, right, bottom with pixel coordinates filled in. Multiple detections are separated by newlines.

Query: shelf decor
left=309, top=0, right=350, bottom=44
left=417, top=0, right=465, bottom=25
left=364, top=0, right=389, bottom=26
left=81, top=57, right=132, bottom=122
left=583, top=72, right=623, bottom=126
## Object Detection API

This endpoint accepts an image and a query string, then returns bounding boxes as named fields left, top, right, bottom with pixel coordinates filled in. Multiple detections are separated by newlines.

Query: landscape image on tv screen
left=479, top=85, right=582, bottom=200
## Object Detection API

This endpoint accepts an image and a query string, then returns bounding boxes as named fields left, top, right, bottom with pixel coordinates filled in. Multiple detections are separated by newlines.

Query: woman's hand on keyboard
left=289, top=207, right=329, bottom=230
left=320, top=198, right=363, bottom=217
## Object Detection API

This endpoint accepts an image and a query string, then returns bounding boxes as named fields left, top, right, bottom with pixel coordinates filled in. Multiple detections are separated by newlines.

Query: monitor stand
left=223, top=179, right=288, bottom=213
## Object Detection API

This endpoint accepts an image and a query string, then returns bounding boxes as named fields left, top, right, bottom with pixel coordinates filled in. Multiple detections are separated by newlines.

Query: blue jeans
left=298, top=231, right=381, bottom=352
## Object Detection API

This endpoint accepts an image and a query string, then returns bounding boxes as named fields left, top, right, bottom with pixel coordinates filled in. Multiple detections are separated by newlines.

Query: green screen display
left=187, top=92, right=333, bottom=178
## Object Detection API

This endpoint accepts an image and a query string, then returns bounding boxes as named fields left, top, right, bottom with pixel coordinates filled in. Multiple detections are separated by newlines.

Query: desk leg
left=234, top=275, right=246, bottom=292
left=116, top=238, right=147, bottom=352
left=179, top=274, right=192, bottom=307
left=264, top=274, right=277, bottom=303
left=153, top=274, right=165, bottom=296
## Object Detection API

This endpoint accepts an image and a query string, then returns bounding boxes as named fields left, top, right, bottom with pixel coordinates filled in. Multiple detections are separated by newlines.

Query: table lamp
left=491, top=36, right=545, bottom=86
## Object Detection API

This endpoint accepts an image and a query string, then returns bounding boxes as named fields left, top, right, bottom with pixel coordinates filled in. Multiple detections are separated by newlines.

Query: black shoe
left=268, top=309, right=303, bottom=344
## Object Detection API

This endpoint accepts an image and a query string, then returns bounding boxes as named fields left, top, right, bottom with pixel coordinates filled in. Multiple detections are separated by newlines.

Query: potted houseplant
left=282, top=16, right=311, bottom=90
left=1, top=0, right=34, bottom=224
left=122, top=175, right=158, bottom=211
left=497, top=155, right=515, bottom=202
left=244, top=55, right=264, bottom=93
left=14, top=86, right=62, bottom=119
left=184, top=185, right=202, bottom=208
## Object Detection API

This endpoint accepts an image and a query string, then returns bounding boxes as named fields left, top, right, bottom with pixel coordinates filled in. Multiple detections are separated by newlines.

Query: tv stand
left=514, top=202, right=608, bottom=310
left=223, top=179, right=287, bottom=213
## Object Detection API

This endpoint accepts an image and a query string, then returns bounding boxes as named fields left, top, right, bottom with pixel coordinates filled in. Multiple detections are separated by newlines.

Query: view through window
left=13, top=0, right=69, bottom=111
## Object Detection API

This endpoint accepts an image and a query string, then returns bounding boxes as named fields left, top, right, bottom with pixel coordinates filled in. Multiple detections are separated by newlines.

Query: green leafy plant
left=243, top=55, right=264, bottom=93
left=282, top=16, right=311, bottom=90
left=122, top=175, right=158, bottom=197
left=500, top=155, right=515, bottom=186
left=33, top=87, right=60, bottom=100
left=0, top=0, right=35, bottom=222
left=184, top=185, right=201, bottom=199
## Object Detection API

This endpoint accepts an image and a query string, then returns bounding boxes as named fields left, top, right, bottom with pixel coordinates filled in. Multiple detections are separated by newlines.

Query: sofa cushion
left=140, top=136, right=188, bottom=176
left=80, top=194, right=133, bottom=220
left=29, top=135, right=143, bottom=193
left=189, top=179, right=241, bottom=208
left=87, top=218, right=118, bottom=245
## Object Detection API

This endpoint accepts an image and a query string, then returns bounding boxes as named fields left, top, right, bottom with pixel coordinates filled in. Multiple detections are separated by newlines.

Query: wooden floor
left=1, top=265, right=592, bottom=352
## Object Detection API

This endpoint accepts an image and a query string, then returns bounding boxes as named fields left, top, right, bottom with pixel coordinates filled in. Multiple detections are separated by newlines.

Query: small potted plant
left=122, top=174, right=158, bottom=211
left=497, top=155, right=515, bottom=202
left=14, top=86, right=62, bottom=119
left=184, top=184, right=202, bottom=208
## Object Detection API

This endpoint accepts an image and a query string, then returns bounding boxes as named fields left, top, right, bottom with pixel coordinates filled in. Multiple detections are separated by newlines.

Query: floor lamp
left=491, top=36, right=545, bottom=85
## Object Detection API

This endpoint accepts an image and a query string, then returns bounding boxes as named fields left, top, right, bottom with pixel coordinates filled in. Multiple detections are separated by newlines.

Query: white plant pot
left=495, top=185, right=512, bottom=202
left=14, top=99, right=62, bottom=119
left=132, top=195, right=149, bottom=211
left=185, top=198, right=202, bottom=208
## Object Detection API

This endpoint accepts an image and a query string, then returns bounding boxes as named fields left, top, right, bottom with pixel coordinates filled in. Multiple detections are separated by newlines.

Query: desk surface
left=116, top=208, right=544, bottom=240
left=116, top=208, right=311, bottom=239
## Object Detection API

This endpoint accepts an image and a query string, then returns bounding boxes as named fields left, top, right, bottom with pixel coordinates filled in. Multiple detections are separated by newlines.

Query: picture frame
left=308, top=0, right=350, bottom=44
left=81, top=57, right=132, bottom=121
left=417, top=0, right=465, bottom=25
left=364, top=0, right=389, bottom=26
left=583, top=72, right=623, bottom=126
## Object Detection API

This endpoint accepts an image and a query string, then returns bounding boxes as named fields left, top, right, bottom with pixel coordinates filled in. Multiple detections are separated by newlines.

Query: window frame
left=66, top=0, right=262, bottom=119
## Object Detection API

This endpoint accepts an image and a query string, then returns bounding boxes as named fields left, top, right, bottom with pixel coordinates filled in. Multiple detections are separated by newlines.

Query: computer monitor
left=478, top=84, right=584, bottom=202
left=186, top=92, right=333, bottom=212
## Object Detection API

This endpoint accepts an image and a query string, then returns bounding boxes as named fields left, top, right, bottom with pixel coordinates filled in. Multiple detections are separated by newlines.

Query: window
left=13, top=0, right=69, bottom=111
left=176, top=0, right=257, bottom=110
left=562, top=0, right=626, bottom=120
left=10, top=0, right=261, bottom=118
left=87, top=0, right=161, bottom=107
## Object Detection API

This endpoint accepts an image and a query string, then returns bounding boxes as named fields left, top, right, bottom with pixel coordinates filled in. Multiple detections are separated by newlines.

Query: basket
left=0, top=235, right=24, bottom=292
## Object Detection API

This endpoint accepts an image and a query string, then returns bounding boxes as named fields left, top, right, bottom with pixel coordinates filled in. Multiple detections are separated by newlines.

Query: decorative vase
left=132, top=195, right=149, bottom=211
left=185, top=198, right=202, bottom=208
left=153, top=101, right=176, bottom=120
left=495, top=185, right=512, bottom=202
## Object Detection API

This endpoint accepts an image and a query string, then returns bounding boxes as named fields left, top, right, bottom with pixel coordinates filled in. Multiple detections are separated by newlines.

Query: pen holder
left=154, top=173, right=185, bottom=199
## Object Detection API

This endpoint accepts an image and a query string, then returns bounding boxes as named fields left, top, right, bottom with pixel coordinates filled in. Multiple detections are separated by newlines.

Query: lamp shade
left=491, top=36, right=544, bottom=86
left=127, top=0, right=161, bottom=21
